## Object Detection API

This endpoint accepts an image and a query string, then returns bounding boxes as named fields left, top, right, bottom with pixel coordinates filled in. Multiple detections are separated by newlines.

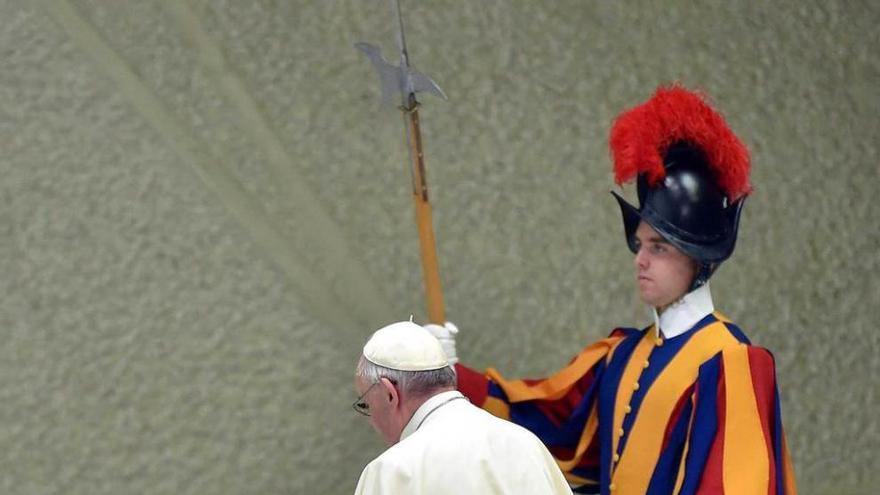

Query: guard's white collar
left=400, top=390, right=464, bottom=441
left=651, top=283, right=714, bottom=339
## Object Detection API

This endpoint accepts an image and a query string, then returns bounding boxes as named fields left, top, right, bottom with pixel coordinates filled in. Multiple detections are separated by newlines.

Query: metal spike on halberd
left=355, top=0, right=446, bottom=107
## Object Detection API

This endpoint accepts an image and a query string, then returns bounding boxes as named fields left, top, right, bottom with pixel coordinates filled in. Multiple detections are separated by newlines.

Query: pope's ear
left=379, top=377, right=399, bottom=404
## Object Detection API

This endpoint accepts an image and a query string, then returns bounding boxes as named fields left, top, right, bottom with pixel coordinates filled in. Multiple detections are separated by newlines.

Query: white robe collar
left=400, top=390, right=465, bottom=441
left=651, top=283, right=715, bottom=339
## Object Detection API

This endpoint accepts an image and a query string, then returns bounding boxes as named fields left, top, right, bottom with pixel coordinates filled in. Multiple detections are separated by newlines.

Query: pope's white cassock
left=353, top=390, right=572, bottom=495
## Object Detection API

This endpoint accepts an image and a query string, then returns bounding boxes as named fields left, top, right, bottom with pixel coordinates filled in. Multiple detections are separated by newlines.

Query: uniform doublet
left=456, top=287, right=797, bottom=495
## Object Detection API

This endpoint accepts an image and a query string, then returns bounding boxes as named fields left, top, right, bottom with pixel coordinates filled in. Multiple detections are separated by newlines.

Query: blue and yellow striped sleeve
left=456, top=332, right=629, bottom=488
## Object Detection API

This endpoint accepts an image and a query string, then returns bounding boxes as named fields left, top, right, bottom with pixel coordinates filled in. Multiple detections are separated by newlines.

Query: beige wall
left=2, top=1, right=877, bottom=493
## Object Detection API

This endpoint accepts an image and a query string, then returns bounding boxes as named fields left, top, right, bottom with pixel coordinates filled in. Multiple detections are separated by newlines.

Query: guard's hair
left=356, top=355, right=456, bottom=398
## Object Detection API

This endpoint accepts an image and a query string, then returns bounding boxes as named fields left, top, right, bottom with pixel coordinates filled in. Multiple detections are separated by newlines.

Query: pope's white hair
left=356, top=355, right=456, bottom=397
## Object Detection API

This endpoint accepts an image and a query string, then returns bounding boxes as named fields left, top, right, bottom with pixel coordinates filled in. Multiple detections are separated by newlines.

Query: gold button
left=655, top=338, right=664, bottom=346
left=613, top=453, right=620, bottom=462
left=633, top=382, right=640, bottom=391
left=643, top=360, right=650, bottom=369
left=625, top=405, right=632, bottom=414
left=618, top=427, right=624, bottom=437
left=609, top=483, right=616, bottom=491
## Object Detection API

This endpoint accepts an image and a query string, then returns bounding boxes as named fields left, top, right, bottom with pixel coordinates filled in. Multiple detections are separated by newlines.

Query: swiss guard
left=428, top=85, right=798, bottom=495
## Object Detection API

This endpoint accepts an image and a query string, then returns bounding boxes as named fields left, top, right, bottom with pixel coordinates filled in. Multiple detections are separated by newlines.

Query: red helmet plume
left=609, top=85, right=752, bottom=201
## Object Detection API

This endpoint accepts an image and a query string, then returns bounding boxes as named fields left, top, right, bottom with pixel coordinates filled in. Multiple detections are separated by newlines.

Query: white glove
left=423, top=321, right=459, bottom=365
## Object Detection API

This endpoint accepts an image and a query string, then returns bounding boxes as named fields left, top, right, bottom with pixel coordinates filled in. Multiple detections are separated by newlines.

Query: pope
left=352, top=320, right=573, bottom=495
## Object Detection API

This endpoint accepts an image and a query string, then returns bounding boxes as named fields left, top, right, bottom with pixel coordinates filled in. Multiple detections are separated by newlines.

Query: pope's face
left=633, top=222, right=697, bottom=310
left=354, top=376, right=401, bottom=446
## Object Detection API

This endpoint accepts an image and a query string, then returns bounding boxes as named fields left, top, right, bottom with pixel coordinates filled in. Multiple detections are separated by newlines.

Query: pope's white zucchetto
left=363, top=321, right=449, bottom=371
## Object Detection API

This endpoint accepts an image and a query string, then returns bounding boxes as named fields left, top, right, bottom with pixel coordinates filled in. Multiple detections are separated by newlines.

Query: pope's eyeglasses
left=352, top=378, right=399, bottom=416
left=352, top=381, right=381, bottom=417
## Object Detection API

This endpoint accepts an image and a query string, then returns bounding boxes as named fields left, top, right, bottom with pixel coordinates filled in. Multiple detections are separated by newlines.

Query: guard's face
left=633, top=222, right=697, bottom=310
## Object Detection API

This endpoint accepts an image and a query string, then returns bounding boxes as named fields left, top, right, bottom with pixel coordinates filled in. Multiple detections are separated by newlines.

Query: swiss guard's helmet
left=609, top=85, right=752, bottom=289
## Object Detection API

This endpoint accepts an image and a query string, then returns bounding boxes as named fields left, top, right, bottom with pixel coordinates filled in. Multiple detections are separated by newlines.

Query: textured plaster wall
left=1, top=1, right=877, bottom=494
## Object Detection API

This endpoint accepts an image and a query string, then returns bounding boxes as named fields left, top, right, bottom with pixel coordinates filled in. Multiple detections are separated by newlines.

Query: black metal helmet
left=609, top=85, right=752, bottom=288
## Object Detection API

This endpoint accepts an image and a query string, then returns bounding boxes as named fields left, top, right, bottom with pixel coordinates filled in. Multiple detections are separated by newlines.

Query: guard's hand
left=424, top=321, right=459, bottom=365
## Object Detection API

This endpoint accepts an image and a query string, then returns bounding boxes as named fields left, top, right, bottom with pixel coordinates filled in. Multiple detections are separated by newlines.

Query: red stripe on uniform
left=748, top=347, right=778, bottom=495
left=661, top=384, right=695, bottom=451
left=455, top=363, right=489, bottom=406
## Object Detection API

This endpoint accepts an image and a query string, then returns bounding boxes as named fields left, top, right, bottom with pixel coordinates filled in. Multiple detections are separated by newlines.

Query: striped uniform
left=455, top=312, right=797, bottom=495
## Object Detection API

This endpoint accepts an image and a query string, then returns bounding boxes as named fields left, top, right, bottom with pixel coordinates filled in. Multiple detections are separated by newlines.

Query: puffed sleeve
left=455, top=332, right=628, bottom=488
left=677, top=345, right=797, bottom=495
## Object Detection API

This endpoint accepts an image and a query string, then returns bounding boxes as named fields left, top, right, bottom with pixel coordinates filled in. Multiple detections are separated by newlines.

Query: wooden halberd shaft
left=402, top=94, right=445, bottom=324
